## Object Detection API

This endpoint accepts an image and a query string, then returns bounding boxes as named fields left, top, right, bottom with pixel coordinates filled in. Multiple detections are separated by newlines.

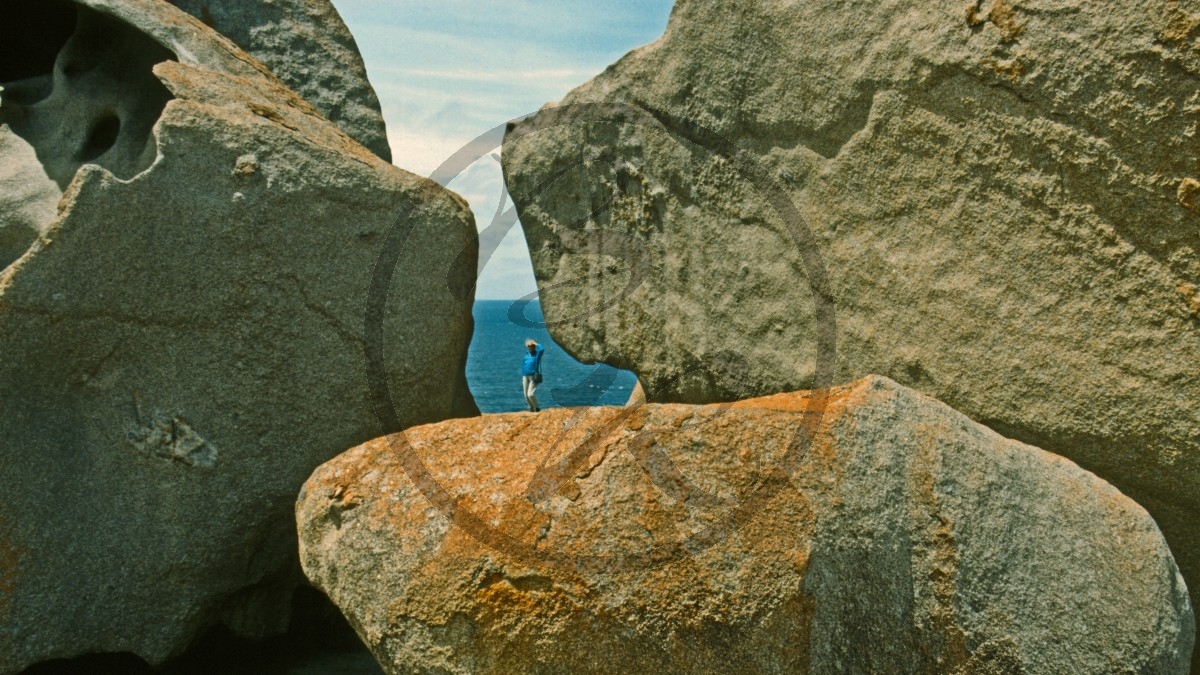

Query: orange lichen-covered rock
left=298, top=377, right=1194, bottom=674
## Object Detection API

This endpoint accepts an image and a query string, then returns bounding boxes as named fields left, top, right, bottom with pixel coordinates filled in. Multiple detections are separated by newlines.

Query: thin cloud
left=334, top=0, right=673, bottom=299
left=378, top=67, right=592, bottom=86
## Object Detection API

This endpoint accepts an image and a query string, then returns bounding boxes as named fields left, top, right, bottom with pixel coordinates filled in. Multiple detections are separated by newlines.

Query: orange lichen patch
left=472, top=570, right=583, bottom=629
left=320, top=383, right=886, bottom=584
left=965, top=0, right=1028, bottom=82
left=910, top=422, right=970, bottom=670
left=670, top=411, right=694, bottom=428
left=298, top=372, right=1193, bottom=673
left=728, top=378, right=870, bottom=466
left=988, top=0, right=1025, bottom=43
left=557, top=479, right=583, bottom=501
left=1178, top=177, right=1200, bottom=211
left=966, top=2, right=987, bottom=28
left=965, top=0, right=1025, bottom=42
left=624, top=406, right=646, bottom=431
left=316, top=383, right=861, bottom=646
left=728, top=390, right=821, bottom=414
left=330, top=483, right=363, bottom=508
left=734, top=481, right=817, bottom=563
left=1179, top=282, right=1200, bottom=318
left=1162, top=0, right=1200, bottom=47
left=246, top=100, right=300, bottom=132
left=792, top=547, right=811, bottom=575
left=983, top=56, right=1027, bottom=83
left=727, top=376, right=872, bottom=415
left=421, top=398, right=818, bottom=548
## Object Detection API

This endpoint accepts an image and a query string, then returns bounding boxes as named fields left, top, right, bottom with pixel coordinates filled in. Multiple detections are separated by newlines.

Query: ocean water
left=466, top=299, right=638, bottom=413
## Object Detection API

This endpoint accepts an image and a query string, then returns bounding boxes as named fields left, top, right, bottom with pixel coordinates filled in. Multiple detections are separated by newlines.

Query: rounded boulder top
left=165, top=0, right=392, bottom=162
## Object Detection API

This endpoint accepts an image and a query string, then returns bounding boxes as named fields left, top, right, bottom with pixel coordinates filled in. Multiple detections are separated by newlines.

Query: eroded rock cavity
left=0, top=0, right=174, bottom=269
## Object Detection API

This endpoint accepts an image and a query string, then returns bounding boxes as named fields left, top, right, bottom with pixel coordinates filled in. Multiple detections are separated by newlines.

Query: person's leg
left=523, top=375, right=536, bottom=411
left=528, top=377, right=539, bottom=412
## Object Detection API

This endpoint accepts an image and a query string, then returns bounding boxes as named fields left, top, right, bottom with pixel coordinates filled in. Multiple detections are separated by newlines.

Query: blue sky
left=332, top=1, right=674, bottom=299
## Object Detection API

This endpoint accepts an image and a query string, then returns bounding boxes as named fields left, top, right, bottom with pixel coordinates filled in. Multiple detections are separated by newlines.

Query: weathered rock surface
left=165, top=0, right=392, bottom=161
left=502, top=0, right=1200, bottom=642
left=0, top=127, right=59, bottom=269
left=298, top=377, right=1194, bottom=674
left=0, top=0, right=475, bottom=671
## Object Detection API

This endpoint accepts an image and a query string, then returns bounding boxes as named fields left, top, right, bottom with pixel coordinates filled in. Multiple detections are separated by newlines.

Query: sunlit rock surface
left=299, top=377, right=1193, bottom=674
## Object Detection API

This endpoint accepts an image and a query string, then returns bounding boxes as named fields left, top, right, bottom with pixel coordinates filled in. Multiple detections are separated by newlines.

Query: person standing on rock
left=522, top=339, right=545, bottom=412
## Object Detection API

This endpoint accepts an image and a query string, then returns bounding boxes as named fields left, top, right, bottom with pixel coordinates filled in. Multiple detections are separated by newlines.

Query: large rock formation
left=165, top=0, right=392, bottom=161
left=0, top=0, right=475, bottom=671
left=298, top=377, right=1194, bottom=674
left=502, top=0, right=1200, bottom=640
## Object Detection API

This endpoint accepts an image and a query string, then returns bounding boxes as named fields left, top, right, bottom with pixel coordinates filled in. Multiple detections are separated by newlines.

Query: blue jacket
left=521, top=344, right=544, bottom=375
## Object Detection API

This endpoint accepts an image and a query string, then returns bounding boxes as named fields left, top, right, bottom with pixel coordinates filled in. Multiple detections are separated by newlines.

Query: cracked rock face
left=502, top=0, right=1200, bottom=644
left=0, top=0, right=476, bottom=671
left=165, top=0, right=392, bottom=162
left=298, top=377, right=1194, bottom=674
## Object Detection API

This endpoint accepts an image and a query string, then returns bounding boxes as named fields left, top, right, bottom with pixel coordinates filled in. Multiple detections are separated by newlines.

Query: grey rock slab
left=297, top=376, right=1194, bottom=674
left=502, top=0, right=1200, bottom=651
left=0, top=0, right=476, bottom=671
